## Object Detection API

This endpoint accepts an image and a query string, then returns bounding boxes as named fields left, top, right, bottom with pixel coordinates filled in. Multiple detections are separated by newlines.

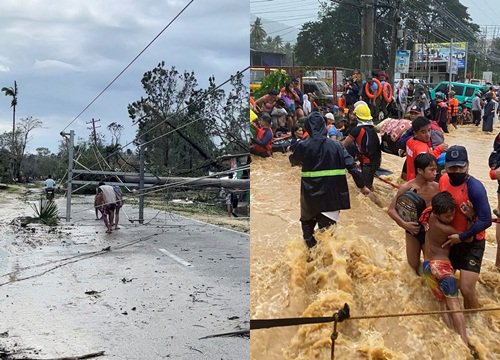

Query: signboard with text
left=396, top=50, right=411, bottom=74
left=413, top=42, right=467, bottom=69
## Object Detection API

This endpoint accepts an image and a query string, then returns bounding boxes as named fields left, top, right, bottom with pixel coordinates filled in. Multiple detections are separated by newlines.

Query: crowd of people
left=250, top=69, right=500, bottom=354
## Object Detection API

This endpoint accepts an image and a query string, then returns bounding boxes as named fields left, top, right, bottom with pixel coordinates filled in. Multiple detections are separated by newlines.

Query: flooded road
left=0, top=192, right=249, bottom=359
left=250, top=124, right=500, bottom=360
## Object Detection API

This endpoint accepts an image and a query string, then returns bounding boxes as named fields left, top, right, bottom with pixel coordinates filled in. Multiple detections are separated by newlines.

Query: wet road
left=0, top=193, right=249, bottom=359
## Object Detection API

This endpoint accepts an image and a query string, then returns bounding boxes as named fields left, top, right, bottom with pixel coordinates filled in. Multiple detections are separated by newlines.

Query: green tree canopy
left=295, top=0, right=480, bottom=72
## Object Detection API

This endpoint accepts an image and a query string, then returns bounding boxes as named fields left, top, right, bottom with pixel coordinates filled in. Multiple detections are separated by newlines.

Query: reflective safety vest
left=301, top=169, right=346, bottom=178
left=253, top=127, right=273, bottom=155
left=448, top=98, right=459, bottom=116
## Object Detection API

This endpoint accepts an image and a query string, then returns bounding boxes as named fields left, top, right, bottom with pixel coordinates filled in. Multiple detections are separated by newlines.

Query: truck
left=301, top=78, right=334, bottom=105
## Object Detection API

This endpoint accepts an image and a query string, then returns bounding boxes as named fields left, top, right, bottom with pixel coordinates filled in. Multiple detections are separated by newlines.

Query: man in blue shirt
left=44, top=175, right=56, bottom=189
left=43, top=175, right=56, bottom=200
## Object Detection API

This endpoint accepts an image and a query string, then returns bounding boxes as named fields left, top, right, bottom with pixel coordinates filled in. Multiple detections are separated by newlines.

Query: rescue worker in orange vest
left=440, top=145, right=492, bottom=309
left=447, top=90, right=459, bottom=130
left=250, top=112, right=273, bottom=158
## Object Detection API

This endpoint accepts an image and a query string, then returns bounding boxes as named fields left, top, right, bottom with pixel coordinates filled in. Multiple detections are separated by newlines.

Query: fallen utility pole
left=72, top=177, right=249, bottom=190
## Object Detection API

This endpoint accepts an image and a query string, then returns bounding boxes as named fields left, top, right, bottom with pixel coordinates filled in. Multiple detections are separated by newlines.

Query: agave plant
left=30, top=197, right=59, bottom=226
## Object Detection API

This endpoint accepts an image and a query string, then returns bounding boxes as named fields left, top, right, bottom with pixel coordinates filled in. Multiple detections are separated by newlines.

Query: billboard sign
left=396, top=50, right=411, bottom=74
left=413, top=42, right=467, bottom=69
left=447, top=58, right=459, bottom=75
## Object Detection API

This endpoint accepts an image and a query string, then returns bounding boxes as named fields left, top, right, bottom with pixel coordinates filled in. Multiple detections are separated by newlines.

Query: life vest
left=354, top=126, right=370, bottom=164
left=447, top=98, right=459, bottom=116
left=439, top=173, right=485, bottom=241
left=253, top=126, right=273, bottom=155
left=353, top=125, right=380, bottom=165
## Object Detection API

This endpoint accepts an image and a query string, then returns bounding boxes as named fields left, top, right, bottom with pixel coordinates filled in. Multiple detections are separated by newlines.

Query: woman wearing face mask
left=439, top=145, right=492, bottom=311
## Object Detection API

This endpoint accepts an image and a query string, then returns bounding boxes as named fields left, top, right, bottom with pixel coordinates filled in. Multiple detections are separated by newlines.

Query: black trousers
left=301, top=214, right=336, bottom=241
left=472, top=110, right=481, bottom=125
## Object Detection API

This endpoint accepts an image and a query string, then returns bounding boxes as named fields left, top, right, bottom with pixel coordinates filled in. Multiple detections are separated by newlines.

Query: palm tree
left=1, top=81, right=18, bottom=181
left=272, top=35, right=283, bottom=51
left=2, top=81, right=18, bottom=137
left=251, top=17, right=267, bottom=50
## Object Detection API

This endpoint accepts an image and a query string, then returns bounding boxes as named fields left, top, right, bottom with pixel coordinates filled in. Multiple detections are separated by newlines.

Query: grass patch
left=5, top=185, right=20, bottom=193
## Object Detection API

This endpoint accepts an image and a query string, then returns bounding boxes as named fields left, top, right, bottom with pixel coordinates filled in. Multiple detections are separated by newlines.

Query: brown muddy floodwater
left=250, top=124, right=500, bottom=360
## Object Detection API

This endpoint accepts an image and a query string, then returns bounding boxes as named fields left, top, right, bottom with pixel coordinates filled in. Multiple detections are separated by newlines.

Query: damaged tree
left=127, top=62, right=249, bottom=176
left=0, top=116, right=42, bottom=182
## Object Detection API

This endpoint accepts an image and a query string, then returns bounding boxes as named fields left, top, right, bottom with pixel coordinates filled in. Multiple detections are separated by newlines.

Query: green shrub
left=30, top=198, right=59, bottom=226
left=254, top=70, right=290, bottom=98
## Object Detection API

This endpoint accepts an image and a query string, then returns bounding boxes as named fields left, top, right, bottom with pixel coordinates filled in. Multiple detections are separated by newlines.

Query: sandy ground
left=0, top=188, right=249, bottom=359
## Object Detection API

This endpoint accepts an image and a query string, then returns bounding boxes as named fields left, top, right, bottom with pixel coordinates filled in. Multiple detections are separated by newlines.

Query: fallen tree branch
left=15, top=350, right=105, bottom=360
left=199, top=329, right=249, bottom=339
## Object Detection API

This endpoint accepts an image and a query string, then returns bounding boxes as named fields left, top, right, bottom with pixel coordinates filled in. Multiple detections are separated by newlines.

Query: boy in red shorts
left=421, top=191, right=473, bottom=350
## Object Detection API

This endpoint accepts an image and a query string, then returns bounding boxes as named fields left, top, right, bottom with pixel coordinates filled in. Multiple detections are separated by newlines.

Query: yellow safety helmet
left=250, top=109, right=258, bottom=123
left=353, top=102, right=373, bottom=121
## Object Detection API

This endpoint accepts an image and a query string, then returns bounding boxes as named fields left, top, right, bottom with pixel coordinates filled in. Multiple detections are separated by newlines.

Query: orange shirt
left=405, top=138, right=444, bottom=180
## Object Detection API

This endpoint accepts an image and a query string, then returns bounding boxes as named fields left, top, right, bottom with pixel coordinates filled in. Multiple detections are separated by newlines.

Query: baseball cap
left=409, top=105, right=420, bottom=114
left=445, top=145, right=468, bottom=168
left=325, top=112, right=335, bottom=121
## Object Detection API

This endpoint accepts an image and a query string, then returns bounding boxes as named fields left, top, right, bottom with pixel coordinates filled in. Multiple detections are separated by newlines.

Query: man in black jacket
left=289, top=111, right=370, bottom=248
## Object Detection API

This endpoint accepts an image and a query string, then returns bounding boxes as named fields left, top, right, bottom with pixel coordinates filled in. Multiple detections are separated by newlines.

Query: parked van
left=429, top=82, right=488, bottom=108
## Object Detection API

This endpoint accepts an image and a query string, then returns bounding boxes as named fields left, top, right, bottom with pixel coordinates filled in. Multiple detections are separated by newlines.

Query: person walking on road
left=483, top=93, right=495, bottom=133
left=471, top=90, right=482, bottom=126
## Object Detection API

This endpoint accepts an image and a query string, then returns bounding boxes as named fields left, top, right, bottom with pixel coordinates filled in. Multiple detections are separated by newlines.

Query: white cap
left=325, top=113, right=335, bottom=121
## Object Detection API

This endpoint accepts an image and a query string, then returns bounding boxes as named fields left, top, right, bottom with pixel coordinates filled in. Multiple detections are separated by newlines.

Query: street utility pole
left=60, top=130, right=75, bottom=222
left=388, top=0, right=402, bottom=83
left=138, top=138, right=145, bottom=224
left=86, top=118, right=101, bottom=148
left=448, top=39, right=454, bottom=95
left=360, top=0, right=375, bottom=80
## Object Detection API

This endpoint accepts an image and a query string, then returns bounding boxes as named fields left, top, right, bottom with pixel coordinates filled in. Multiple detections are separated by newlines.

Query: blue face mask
left=448, top=172, right=468, bottom=186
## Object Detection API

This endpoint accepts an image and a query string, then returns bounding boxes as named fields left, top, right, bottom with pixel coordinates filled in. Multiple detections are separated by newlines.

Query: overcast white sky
left=0, top=0, right=249, bottom=153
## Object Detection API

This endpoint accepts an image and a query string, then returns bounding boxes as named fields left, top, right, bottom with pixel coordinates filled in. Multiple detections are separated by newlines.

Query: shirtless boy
left=421, top=191, right=471, bottom=348
left=388, top=153, right=439, bottom=274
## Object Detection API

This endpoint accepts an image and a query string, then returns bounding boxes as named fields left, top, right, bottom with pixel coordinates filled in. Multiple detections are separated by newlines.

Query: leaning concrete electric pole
left=138, top=138, right=145, bottom=224
left=360, top=0, right=375, bottom=80
left=60, top=130, right=75, bottom=222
